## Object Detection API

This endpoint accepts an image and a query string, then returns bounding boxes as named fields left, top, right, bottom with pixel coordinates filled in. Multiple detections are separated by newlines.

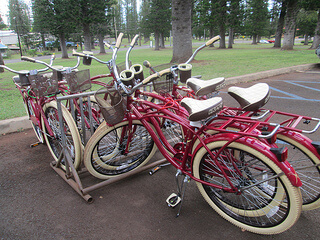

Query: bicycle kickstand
left=166, top=170, right=190, bottom=218
left=30, top=141, right=42, bottom=148
left=149, top=163, right=171, bottom=175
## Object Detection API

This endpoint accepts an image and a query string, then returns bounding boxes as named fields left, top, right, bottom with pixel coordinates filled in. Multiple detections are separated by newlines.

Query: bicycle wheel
left=202, top=120, right=320, bottom=211
left=193, top=140, right=302, bottom=235
left=24, top=98, right=44, bottom=143
left=147, top=96, right=185, bottom=153
left=42, top=100, right=82, bottom=170
left=276, top=134, right=320, bottom=211
left=84, top=120, right=158, bottom=179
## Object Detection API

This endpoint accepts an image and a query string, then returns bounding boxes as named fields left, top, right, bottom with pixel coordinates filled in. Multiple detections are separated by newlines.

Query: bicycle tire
left=193, top=140, right=302, bottom=235
left=83, top=120, right=158, bottom=179
left=276, top=134, right=320, bottom=211
left=24, top=98, right=44, bottom=143
left=42, top=100, right=82, bottom=170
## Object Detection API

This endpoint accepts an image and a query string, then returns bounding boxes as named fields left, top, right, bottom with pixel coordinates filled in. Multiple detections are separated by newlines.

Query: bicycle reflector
left=270, top=147, right=288, bottom=162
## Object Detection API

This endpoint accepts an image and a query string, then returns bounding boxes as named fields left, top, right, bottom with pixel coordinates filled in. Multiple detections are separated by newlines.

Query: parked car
left=260, top=40, right=269, bottom=44
left=268, top=40, right=275, bottom=43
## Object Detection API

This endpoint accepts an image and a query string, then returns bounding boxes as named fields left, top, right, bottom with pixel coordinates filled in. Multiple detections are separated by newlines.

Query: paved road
left=1, top=68, right=320, bottom=239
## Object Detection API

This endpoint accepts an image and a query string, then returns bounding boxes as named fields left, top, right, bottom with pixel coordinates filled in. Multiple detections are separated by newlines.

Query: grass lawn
left=0, top=41, right=318, bottom=120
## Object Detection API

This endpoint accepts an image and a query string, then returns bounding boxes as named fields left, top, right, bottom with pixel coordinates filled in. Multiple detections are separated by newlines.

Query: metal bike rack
left=51, top=85, right=166, bottom=203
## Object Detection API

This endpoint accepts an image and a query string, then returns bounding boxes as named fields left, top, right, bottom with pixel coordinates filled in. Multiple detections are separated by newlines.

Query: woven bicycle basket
left=63, top=69, right=91, bottom=93
left=28, top=72, right=59, bottom=97
left=94, top=85, right=126, bottom=125
left=152, top=72, right=174, bottom=95
left=116, top=61, right=131, bottom=73
left=148, top=63, right=173, bottom=94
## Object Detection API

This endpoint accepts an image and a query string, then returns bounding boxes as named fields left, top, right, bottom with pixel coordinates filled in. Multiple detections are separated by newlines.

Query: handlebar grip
left=142, top=72, right=160, bottom=85
left=130, top=34, right=139, bottom=47
left=115, top=32, right=124, bottom=49
left=105, top=42, right=111, bottom=48
left=205, top=35, right=221, bottom=46
left=158, top=69, right=171, bottom=76
left=142, top=68, right=171, bottom=85
left=21, top=56, right=36, bottom=63
left=72, top=49, right=86, bottom=57
left=143, top=60, right=151, bottom=68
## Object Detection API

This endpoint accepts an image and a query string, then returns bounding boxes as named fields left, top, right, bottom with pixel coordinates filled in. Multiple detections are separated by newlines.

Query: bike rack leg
left=82, top=158, right=167, bottom=195
left=50, top=162, right=93, bottom=203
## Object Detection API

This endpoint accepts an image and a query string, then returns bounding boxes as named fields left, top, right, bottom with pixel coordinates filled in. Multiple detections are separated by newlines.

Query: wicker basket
left=94, top=86, right=126, bottom=125
left=152, top=72, right=174, bottom=95
left=149, top=63, right=172, bottom=75
left=28, top=72, right=59, bottom=97
left=63, top=69, right=91, bottom=93
left=116, top=61, right=131, bottom=73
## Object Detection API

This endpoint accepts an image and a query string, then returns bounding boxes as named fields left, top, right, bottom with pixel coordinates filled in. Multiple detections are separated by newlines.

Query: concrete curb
left=0, top=116, right=31, bottom=135
left=225, top=63, right=317, bottom=85
left=0, top=63, right=318, bottom=135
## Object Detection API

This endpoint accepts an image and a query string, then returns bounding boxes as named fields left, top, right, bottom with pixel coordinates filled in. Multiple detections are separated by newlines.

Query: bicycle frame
left=111, top=90, right=302, bottom=189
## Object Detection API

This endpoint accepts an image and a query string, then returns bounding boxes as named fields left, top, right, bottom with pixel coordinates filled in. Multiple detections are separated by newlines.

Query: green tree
left=124, top=0, right=139, bottom=42
left=139, top=0, right=152, bottom=42
left=74, top=0, right=114, bottom=51
left=9, top=0, right=31, bottom=51
left=227, top=0, right=245, bottom=48
left=193, top=0, right=218, bottom=43
left=245, top=0, right=270, bottom=44
left=0, top=14, right=6, bottom=71
left=300, top=0, right=320, bottom=49
left=144, top=0, right=171, bottom=51
left=0, top=14, right=6, bottom=30
left=32, top=0, right=76, bottom=58
left=296, top=9, right=317, bottom=45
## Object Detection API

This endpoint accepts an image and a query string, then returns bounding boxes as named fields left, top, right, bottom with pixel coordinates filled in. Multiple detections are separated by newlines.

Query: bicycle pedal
left=166, top=193, right=181, bottom=208
left=30, top=142, right=41, bottom=148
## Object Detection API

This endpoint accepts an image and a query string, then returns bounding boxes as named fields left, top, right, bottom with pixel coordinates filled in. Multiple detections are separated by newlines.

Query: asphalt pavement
left=1, top=65, right=320, bottom=239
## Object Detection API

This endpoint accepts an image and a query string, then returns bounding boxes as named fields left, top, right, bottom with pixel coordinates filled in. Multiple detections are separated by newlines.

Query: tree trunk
left=209, top=27, right=215, bottom=47
left=218, top=0, right=227, bottom=49
left=311, top=9, right=320, bottom=49
left=160, top=33, right=165, bottom=48
left=154, top=31, right=160, bottom=50
left=0, top=52, right=4, bottom=72
left=252, top=34, right=257, bottom=44
left=282, top=0, right=299, bottom=50
left=144, top=36, right=150, bottom=43
left=304, top=34, right=309, bottom=45
left=171, top=0, right=193, bottom=63
left=83, top=23, right=91, bottom=51
left=41, top=33, right=46, bottom=51
left=59, top=32, right=68, bottom=58
left=98, top=33, right=106, bottom=54
left=228, top=27, right=234, bottom=48
left=274, top=1, right=287, bottom=48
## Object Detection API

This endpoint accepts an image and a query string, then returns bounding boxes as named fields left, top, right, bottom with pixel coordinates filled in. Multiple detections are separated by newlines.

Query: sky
left=0, top=0, right=10, bottom=24
left=0, top=0, right=32, bottom=25
left=0, top=0, right=141, bottom=25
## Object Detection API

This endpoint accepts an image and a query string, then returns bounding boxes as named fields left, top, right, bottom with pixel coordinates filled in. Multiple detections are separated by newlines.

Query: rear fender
left=192, top=133, right=302, bottom=187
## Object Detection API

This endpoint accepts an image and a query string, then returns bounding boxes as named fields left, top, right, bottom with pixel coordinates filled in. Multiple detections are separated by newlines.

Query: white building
left=0, top=30, right=18, bottom=45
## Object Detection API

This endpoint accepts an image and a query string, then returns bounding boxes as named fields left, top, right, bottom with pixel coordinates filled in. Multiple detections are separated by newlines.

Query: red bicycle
left=0, top=59, right=82, bottom=170
left=82, top=33, right=302, bottom=234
